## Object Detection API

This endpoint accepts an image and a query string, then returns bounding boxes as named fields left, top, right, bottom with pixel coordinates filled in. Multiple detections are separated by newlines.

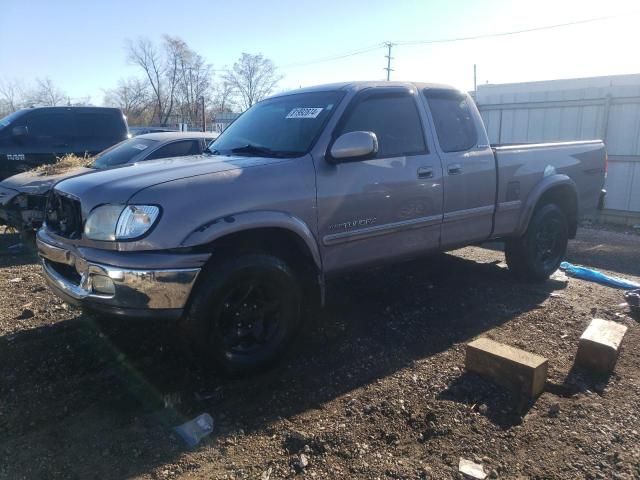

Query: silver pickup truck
left=36, top=81, right=606, bottom=374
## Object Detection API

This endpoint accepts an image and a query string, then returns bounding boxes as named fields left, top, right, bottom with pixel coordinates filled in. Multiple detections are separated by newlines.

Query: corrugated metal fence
left=476, top=75, right=640, bottom=221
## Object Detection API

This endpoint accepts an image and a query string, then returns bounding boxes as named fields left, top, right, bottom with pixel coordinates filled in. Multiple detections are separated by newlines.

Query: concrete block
left=575, top=318, right=628, bottom=374
left=465, top=337, right=548, bottom=397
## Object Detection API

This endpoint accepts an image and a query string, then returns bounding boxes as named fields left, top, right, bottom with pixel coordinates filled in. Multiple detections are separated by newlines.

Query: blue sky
left=1, top=0, right=638, bottom=104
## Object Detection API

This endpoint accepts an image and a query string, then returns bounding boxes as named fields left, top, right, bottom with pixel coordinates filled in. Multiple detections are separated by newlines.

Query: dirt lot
left=0, top=227, right=638, bottom=479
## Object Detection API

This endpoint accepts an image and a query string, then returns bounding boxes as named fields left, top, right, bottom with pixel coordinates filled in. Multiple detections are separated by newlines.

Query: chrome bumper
left=37, top=236, right=201, bottom=317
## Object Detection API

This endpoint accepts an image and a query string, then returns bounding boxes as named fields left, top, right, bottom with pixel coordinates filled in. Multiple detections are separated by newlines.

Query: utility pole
left=384, top=42, right=394, bottom=81
left=473, top=64, right=477, bottom=97
left=201, top=96, right=206, bottom=132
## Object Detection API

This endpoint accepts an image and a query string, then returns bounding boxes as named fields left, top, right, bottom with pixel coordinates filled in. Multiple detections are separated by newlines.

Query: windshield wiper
left=230, top=144, right=298, bottom=158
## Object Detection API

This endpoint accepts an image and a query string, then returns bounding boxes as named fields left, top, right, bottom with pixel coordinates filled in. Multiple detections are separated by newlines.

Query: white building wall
left=476, top=74, right=640, bottom=215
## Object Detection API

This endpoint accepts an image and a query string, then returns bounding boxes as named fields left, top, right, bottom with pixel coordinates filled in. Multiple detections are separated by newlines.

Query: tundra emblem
left=328, top=217, right=377, bottom=231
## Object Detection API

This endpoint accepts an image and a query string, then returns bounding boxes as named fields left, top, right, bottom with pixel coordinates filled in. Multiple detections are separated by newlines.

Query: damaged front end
left=0, top=167, right=91, bottom=234
left=0, top=188, right=47, bottom=232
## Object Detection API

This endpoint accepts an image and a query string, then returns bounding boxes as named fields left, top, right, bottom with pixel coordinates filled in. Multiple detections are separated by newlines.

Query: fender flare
left=516, top=174, right=577, bottom=236
left=180, top=210, right=323, bottom=270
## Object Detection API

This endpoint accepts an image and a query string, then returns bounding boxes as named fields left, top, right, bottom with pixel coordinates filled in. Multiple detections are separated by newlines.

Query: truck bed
left=491, top=139, right=606, bottom=238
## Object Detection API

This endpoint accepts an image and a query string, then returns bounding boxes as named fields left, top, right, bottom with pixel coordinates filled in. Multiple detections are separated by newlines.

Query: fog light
left=91, top=275, right=115, bottom=295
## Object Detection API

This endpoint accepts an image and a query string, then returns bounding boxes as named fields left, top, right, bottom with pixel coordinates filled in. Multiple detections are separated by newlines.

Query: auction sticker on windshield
left=131, top=144, right=149, bottom=150
left=286, top=107, right=323, bottom=119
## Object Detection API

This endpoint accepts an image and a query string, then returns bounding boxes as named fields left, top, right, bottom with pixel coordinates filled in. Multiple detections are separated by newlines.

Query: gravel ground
left=0, top=227, right=638, bottom=479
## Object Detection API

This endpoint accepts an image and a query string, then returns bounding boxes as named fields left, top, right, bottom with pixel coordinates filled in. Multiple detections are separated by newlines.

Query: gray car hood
left=0, top=167, right=92, bottom=205
left=54, top=154, right=284, bottom=213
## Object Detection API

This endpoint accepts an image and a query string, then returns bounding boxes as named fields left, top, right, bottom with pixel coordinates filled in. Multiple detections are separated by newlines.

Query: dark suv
left=0, top=106, right=128, bottom=179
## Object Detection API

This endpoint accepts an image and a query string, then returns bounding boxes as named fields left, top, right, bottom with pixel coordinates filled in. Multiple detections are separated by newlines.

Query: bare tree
left=211, top=81, right=235, bottom=114
left=103, top=77, right=152, bottom=125
left=127, top=38, right=168, bottom=124
left=223, top=53, right=282, bottom=111
left=27, top=77, right=67, bottom=106
left=127, top=36, right=203, bottom=125
left=0, top=79, right=25, bottom=115
left=174, top=42, right=212, bottom=127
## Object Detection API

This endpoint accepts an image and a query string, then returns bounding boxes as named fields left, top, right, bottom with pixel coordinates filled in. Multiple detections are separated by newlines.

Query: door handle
left=448, top=163, right=463, bottom=175
left=417, top=166, right=434, bottom=179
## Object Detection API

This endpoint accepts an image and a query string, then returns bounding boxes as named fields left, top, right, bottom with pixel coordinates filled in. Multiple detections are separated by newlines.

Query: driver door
left=315, top=87, right=444, bottom=274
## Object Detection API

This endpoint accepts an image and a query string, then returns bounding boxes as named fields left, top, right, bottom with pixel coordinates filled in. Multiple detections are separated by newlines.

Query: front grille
left=45, top=191, right=83, bottom=239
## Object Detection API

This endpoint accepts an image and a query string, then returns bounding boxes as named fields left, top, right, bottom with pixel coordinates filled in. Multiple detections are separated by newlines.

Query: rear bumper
left=37, top=230, right=205, bottom=320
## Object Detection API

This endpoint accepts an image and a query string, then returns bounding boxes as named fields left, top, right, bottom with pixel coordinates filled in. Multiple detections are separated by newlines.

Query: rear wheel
left=505, top=203, right=568, bottom=281
left=183, top=253, right=302, bottom=376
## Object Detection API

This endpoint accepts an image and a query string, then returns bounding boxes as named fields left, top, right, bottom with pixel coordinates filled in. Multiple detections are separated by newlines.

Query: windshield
left=91, top=138, right=158, bottom=169
left=209, top=91, right=344, bottom=157
left=0, top=110, right=25, bottom=129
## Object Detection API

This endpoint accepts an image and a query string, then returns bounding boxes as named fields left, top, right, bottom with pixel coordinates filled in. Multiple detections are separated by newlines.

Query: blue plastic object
left=560, top=261, right=640, bottom=290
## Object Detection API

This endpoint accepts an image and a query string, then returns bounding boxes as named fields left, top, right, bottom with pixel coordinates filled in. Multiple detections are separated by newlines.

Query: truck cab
left=0, top=106, right=129, bottom=179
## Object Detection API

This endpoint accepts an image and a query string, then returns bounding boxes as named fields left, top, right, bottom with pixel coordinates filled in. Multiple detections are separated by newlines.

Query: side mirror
left=11, top=126, right=28, bottom=137
left=329, top=131, right=378, bottom=163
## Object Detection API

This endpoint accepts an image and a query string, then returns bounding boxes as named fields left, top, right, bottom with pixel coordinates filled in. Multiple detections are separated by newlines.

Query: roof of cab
left=269, top=81, right=461, bottom=98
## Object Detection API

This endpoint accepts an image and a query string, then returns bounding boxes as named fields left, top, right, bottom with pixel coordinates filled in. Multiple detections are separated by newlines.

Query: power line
left=279, top=43, right=384, bottom=69
left=274, top=11, right=636, bottom=70
left=393, top=12, right=638, bottom=46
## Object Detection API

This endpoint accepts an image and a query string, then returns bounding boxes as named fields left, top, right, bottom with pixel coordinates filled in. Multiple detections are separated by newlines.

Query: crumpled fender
left=516, top=174, right=577, bottom=236
left=180, top=210, right=322, bottom=270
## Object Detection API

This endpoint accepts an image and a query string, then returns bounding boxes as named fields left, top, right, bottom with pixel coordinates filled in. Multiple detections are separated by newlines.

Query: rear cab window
left=423, top=89, right=477, bottom=152
left=75, top=111, right=126, bottom=143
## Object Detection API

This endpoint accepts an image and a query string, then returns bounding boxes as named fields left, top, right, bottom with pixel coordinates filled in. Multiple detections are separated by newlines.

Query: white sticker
left=131, top=144, right=149, bottom=151
left=286, top=107, right=323, bottom=119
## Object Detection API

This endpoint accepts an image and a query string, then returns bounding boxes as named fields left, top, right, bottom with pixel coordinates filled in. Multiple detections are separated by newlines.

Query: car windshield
left=209, top=91, right=344, bottom=157
left=0, top=110, right=24, bottom=129
left=91, top=138, right=158, bottom=169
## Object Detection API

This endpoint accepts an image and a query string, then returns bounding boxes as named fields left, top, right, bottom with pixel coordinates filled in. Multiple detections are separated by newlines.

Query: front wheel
left=505, top=203, right=569, bottom=281
left=182, top=253, right=302, bottom=376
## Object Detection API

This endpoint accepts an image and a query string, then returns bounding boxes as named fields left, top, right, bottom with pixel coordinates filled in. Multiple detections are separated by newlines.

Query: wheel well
left=202, top=227, right=321, bottom=296
left=537, top=185, right=578, bottom=238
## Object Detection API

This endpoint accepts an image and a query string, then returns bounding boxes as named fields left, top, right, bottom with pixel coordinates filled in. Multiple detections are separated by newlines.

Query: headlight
left=84, top=204, right=160, bottom=241
left=116, top=205, right=160, bottom=239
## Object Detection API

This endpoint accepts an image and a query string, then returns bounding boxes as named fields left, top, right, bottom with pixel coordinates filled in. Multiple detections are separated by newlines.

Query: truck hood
left=54, top=154, right=285, bottom=211
left=0, top=167, right=92, bottom=205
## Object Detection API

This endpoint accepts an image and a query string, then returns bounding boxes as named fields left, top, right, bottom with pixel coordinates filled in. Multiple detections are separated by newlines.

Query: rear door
left=422, top=89, right=496, bottom=247
left=315, top=87, right=444, bottom=273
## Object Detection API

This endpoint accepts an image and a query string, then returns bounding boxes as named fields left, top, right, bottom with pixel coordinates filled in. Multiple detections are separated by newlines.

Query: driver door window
left=337, top=93, right=427, bottom=158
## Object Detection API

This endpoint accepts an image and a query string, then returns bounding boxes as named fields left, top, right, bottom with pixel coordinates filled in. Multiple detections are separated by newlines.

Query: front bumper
left=37, top=231, right=203, bottom=320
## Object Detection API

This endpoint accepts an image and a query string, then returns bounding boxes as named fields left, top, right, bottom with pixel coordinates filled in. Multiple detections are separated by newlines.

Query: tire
left=182, top=253, right=302, bottom=376
left=505, top=203, right=568, bottom=281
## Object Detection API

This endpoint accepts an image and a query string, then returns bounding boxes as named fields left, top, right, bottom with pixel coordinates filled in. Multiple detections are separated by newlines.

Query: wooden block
left=575, top=318, right=627, bottom=374
left=465, top=337, right=548, bottom=397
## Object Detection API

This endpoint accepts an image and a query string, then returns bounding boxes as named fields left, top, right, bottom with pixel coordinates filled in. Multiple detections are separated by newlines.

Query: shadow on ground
left=0, top=252, right=566, bottom=478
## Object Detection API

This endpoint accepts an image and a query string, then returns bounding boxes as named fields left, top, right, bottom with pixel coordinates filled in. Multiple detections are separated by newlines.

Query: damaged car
left=0, top=131, right=218, bottom=237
